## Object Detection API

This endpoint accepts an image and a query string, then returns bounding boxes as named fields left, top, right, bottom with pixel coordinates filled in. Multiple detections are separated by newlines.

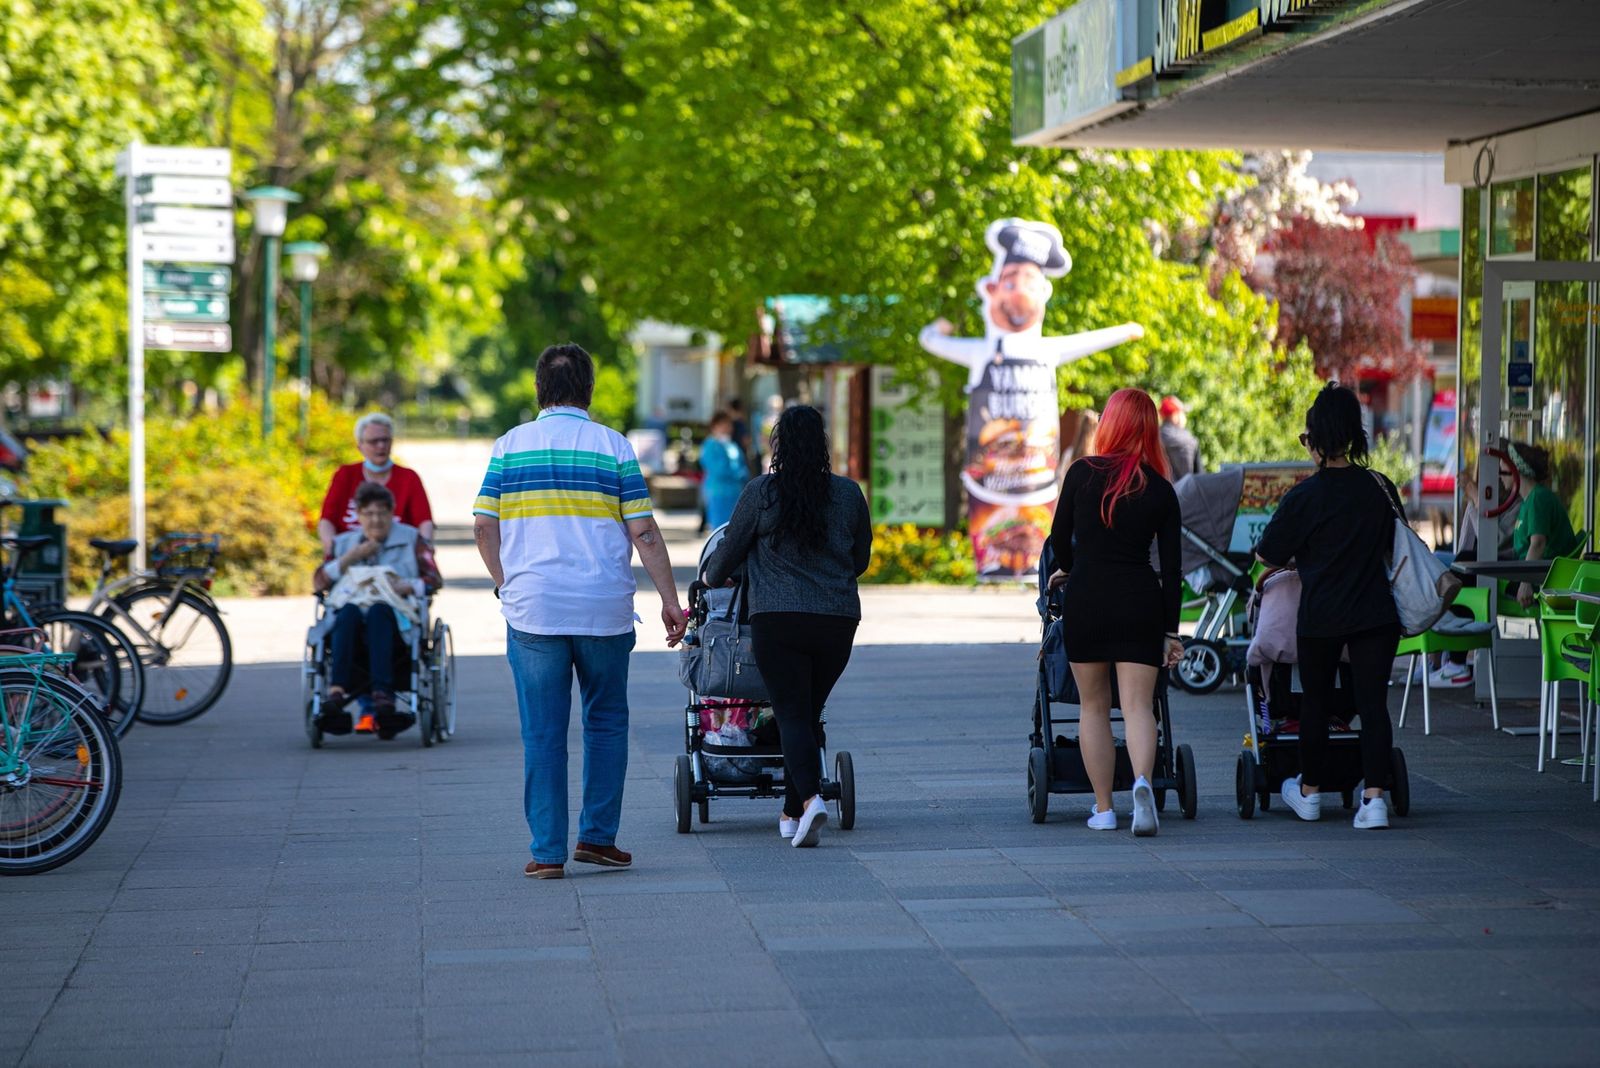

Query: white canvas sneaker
left=1086, top=805, right=1117, bottom=831
left=1280, top=775, right=1323, bottom=821
left=779, top=818, right=798, bottom=839
left=1131, top=777, right=1159, bottom=837
left=1353, top=795, right=1390, bottom=830
left=791, top=796, right=828, bottom=848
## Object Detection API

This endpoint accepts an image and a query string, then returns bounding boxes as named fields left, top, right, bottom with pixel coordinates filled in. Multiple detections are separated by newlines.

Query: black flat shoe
left=372, top=691, right=414, bottom=739
left=318, top=692, right=354, bottom=735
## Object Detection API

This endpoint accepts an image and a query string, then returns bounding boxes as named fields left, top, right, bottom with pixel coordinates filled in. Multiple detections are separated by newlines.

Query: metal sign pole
left=125, top=145, right=147, bottom=572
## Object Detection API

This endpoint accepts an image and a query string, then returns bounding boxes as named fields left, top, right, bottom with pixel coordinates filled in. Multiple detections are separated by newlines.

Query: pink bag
left=1247, top=569, right=1302, bottom=667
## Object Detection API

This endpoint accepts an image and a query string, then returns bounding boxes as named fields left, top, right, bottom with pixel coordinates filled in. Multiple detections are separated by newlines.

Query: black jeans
left=1296, top=624, right=1401, bottom=791
left=330, top=603, right=399, bottom=693
left=750, top=612, right=857, bottom=818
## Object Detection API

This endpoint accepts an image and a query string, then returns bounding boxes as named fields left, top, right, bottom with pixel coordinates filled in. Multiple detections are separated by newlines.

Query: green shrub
left=21, top=392, right=355, bottom=595
left=861, top=524, right=976, bottom=585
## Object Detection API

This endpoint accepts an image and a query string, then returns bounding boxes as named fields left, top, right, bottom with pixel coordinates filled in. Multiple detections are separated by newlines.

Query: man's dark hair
left=535, top=343, right=595, bottom=409
left=727, top=396, right=744, bottom=413
left=354, top=481, right=396, bottom=512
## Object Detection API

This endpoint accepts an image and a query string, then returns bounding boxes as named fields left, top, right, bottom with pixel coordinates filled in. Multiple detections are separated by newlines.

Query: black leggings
left=750, top=612, right=858, bottom=818
left=1296, top=624, right=1401, bottom=791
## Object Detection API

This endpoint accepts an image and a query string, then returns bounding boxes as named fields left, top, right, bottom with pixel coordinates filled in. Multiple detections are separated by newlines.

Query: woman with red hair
left=1048, top=388, right=1183, bottom=837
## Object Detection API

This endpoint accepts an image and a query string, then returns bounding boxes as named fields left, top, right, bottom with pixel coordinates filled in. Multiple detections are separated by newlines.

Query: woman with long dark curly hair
left=1256, top=383, right=1405, bottom=830
left=703, top=405, right=872, bottom=847
left=1048, top=388, right=1183, bottom=837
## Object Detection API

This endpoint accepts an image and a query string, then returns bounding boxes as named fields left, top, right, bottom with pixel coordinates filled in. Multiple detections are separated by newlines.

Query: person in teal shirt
left=700, top=410, right=750, bottom=530
left=1511, top=441, right=1582, bottom=608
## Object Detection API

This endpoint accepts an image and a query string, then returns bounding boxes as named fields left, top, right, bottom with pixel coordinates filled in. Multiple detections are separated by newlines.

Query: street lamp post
left=284, top=241, right=329, bottom=443
left=243, top=186, right=302, bottom=439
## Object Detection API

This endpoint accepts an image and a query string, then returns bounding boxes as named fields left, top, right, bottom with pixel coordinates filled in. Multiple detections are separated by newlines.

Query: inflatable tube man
left=919, top=218, right=1143, bottom=580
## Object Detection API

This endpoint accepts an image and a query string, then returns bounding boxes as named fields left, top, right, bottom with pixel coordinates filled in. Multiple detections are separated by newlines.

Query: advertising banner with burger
left=919, top=218, right=1144, bottom=580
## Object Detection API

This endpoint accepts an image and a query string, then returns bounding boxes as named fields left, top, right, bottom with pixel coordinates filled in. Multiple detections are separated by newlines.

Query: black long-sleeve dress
left=1048, top=459, right=1183, bottom=666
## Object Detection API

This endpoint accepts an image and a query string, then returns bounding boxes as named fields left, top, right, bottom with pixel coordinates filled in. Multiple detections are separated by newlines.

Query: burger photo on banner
left=919, top=218, right=1144, bottom=581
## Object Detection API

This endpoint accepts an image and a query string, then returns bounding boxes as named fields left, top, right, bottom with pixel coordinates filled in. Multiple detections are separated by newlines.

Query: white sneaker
left=791, top=796, right=827, bottom=848
left=779, top=818, right=798, bottom=839
left=1131, top=777, right=1159, bottom=837
left=1280, top=776, right=1322, bottom=822
left=1428, top=663, right=1472, bottom=688
left=1086, top=805, right=1117, bottom=831
left=1353, top=795, right=1390, bottom=830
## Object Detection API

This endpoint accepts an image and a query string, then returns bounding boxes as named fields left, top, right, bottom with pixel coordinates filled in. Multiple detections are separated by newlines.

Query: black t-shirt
left=1254, top=465, right=1402, bottom=638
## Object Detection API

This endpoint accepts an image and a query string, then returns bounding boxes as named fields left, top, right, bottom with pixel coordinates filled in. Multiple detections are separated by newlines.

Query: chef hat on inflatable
left=985, top=218, right=1071, bottom=277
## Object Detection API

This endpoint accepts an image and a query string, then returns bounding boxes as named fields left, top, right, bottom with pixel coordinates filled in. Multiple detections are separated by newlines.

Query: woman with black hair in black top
left=1255, top=384, right=1403, bottom=831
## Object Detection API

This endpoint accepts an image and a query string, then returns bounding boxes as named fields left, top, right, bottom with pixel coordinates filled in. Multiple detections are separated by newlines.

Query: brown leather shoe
left=573, top=842, right=631, bottom=868
left=524, top=861, right=564, bottom=879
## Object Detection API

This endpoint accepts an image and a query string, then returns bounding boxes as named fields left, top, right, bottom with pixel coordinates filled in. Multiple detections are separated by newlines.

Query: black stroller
left=1028, top=541, right=1198, bottom=823
left=673, top=526, right=857, bottom=834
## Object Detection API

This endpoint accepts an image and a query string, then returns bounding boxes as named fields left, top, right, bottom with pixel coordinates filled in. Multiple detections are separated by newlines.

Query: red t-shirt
left=319, top=463, right=434, bottom=534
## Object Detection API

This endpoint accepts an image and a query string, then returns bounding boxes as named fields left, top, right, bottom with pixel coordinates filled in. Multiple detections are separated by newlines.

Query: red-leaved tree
left=1255, top=218, right=1427, bottom=383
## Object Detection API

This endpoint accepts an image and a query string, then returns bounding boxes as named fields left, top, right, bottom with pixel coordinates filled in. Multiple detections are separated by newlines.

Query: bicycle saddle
left=2, top=534, right=52, bottom=550
left=90, top=538, right=140, bottom=557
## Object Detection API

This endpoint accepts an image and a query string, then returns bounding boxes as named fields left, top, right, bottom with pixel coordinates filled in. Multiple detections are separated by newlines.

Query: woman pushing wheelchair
left=311, top=481, right=442, bottom=738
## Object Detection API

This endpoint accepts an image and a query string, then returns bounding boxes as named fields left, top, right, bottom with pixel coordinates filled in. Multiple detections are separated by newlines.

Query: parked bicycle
left=79, top=533, right=232, bottom=725
left=0, top=533, right=143, bottom=738
left=0, top=631, right=124, bottom=875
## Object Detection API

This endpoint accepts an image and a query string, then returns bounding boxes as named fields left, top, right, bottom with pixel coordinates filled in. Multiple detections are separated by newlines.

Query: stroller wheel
left=1177, top=744, right=1198, bottom=819
left=697, top=799, right=710, bottom=825
left=1028, top=747, right=1050, bottom=824
left=1235, top=751, right=1256, bottom=820
left=834, top=751, right=856, bottom=830
left=1172, top=639, right=1227, bottom=695
left=674, top=755, right=693, bottom=834
left=1155, top=788, right=1168, bottom=813
left=1390, top=747, right=1410, bottom=816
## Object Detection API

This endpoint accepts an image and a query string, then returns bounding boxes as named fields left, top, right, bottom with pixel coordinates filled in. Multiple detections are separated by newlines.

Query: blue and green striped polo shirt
left=474, top=406, right=653, bottom=635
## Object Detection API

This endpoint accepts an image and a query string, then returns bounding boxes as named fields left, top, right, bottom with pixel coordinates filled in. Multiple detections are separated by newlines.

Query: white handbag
left=1372, top=471, right=1462, bottom=636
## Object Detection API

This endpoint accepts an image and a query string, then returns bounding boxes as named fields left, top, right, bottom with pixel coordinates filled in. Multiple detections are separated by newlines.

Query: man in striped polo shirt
left=474, top=343, right=686, bottom=880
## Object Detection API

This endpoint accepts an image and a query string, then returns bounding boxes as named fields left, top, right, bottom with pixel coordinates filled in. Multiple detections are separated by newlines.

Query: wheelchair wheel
left=302, top=644, right=322, bottom=749
left=417, top=664, right=435, bottom=749
left=432, top=621, right=455, bottom=742
left=674, top=755, right=693, bottom=834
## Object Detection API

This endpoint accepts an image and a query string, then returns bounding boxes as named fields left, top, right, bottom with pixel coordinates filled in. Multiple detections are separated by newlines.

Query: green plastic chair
left=1536, top=557, right=1600, bottom=772
left=1568, top=573, right=1600, bottom=784
left=1499, top=530, right=1589, bottom=618
left=1396, top=585, right=1499, bottom=736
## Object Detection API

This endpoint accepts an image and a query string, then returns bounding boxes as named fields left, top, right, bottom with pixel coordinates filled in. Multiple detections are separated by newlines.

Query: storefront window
left=1533, top=166, right=1595, bottom=531
left=1538, top=166, right=1594, bottom=262
left=1490, top=177, right=1535, bottom=257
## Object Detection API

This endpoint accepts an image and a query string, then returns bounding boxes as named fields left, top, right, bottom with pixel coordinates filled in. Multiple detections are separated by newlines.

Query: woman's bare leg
left=1115, top=662, right=1160, bottom=782
left=1069, top=661, right=1116, bottom=813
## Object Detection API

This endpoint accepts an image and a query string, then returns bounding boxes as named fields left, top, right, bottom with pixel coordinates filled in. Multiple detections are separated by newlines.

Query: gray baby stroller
left=1171, top=464, right=1314, bottom=694
left=673, top=525, right=857, bottom=833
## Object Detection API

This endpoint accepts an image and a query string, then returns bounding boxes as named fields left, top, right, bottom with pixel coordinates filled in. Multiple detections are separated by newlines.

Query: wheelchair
left=302, top=592, right=456, bottom=748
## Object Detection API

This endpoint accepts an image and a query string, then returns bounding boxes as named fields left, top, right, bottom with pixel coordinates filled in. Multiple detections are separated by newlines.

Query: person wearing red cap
left=1158, top=396, right=1202, bottom=480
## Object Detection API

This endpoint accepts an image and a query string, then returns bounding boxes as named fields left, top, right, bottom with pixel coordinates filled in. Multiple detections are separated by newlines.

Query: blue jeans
left=330, top=603, right=398, bottom=692
left=506, top=625, right=636, bottom=863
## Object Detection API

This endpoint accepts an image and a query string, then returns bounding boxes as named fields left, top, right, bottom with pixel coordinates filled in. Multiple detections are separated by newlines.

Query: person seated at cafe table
left=1510, top=441, right=1583, bottom=609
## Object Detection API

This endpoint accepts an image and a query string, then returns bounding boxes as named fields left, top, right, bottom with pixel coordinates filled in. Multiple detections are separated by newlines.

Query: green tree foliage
left=406, top=0, right=1321, bottom=460
left=0, top=0, right=264, bottom=392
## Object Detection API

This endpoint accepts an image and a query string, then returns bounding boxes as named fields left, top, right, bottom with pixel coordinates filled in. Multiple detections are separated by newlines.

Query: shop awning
left=1013, top=0, right=1600, bottom=153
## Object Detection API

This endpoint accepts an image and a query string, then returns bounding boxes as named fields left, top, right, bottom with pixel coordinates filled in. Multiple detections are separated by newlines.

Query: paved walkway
left=6, top=511, right=1600, bottom=1064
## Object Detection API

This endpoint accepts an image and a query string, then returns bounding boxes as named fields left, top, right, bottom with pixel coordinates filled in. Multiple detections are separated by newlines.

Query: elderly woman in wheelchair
left=310, top=481, right=442, bottom=739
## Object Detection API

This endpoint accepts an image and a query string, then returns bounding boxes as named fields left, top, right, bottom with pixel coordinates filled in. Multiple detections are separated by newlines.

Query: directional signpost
left=116, top=143, right=236, bottom=569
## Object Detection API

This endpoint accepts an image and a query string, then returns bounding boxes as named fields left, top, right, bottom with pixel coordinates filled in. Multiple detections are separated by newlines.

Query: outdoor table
left=1451, top=559, right=1554, bottom=582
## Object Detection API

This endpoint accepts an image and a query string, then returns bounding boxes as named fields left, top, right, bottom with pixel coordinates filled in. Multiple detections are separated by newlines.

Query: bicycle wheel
left=111, top=586, right=232, bottom=724
left=0, top=668, right=123, bottom=875
left=34, top=611, right=139, bottom=738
